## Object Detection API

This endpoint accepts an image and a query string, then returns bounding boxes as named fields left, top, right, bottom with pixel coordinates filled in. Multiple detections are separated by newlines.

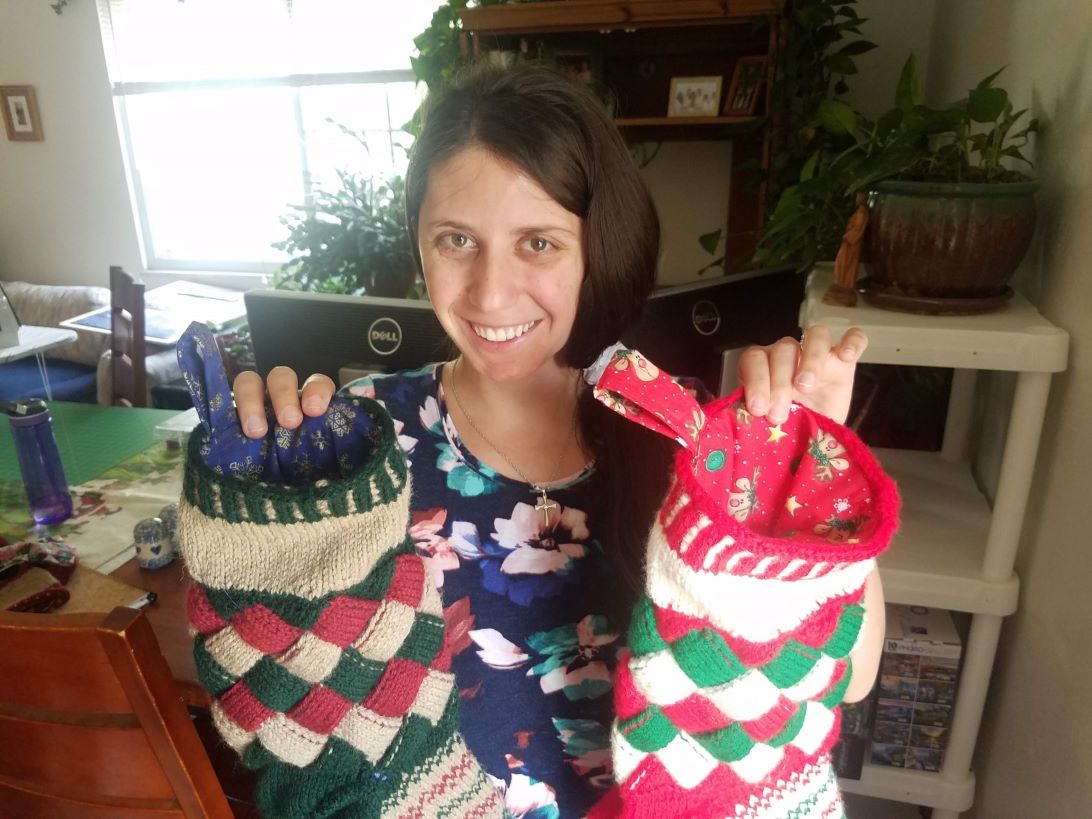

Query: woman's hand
left=232, top=367, right=337, bottom=439
left=738, top=326, right=868, bottom=427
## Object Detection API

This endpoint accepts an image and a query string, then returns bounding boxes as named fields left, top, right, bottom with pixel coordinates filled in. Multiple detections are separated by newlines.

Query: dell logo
left=691, top=299, right=721, bottom=337
left=367, top=317, right=402, bottom=356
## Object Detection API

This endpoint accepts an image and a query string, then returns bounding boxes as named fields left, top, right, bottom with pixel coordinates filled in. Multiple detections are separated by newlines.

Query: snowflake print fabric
left=176, top=322, right=377, bottom=485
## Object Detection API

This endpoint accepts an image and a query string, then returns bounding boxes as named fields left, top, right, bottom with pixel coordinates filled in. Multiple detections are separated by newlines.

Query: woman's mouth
left=470, top=320, right=538, bottom=343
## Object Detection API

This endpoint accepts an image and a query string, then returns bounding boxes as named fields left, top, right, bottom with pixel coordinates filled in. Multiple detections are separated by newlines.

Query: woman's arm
left=844, top=565, right=886, bottom=703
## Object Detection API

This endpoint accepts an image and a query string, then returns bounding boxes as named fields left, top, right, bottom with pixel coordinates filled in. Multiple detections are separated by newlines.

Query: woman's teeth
left=472, top=321, right=535, bottom=342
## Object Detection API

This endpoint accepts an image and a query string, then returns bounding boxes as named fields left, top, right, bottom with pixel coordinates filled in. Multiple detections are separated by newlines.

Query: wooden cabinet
left=456, top=0, right=785, bottom=274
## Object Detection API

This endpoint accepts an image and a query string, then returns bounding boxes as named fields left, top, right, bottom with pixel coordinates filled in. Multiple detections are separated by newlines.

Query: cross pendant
left=534, top=486, right=558, bottom=528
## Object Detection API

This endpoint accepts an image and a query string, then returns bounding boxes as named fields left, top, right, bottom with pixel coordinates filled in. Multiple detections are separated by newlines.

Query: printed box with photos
left=870, top=604, right=963, bottom=773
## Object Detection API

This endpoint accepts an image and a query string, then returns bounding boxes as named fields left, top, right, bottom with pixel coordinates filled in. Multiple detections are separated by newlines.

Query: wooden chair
left=0, top=606, right=237, bottom=818
left=110, top=265, right=147, bottom=407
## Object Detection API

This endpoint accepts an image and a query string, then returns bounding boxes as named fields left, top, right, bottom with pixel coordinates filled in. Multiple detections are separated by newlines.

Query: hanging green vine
left=767, top=0, right=877, bottom=208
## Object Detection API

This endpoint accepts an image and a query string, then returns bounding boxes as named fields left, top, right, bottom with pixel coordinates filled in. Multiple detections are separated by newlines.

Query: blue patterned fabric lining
left=175, top=322, right=377, bottom=486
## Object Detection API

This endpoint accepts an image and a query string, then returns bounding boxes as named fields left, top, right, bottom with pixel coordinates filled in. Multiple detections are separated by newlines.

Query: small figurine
left=826, top=191, right=870, bottom=307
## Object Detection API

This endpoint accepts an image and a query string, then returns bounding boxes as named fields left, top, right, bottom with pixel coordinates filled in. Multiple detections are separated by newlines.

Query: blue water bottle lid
left=2, top=398, right=50, bottom=426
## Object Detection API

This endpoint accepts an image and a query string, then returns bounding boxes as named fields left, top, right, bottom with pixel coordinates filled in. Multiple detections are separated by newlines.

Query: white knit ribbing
left=177, top=473, right=411, bottom=599
left=644, top=519, right=875, bottom=644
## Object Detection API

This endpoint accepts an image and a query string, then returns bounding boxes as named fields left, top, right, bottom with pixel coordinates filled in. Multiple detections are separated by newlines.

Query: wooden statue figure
left=825, top=192, right=870, bottom=307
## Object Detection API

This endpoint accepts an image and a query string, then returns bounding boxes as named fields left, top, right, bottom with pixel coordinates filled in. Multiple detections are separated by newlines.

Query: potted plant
left=273, top=125, right=419, bottom=299
left=759, top=55, right=1038, bottom=314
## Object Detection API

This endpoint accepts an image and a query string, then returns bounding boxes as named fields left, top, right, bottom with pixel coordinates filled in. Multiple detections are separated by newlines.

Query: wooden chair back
left=0, top=606, right=234, bottom=818
left=110, top=265, right=147, bottom=407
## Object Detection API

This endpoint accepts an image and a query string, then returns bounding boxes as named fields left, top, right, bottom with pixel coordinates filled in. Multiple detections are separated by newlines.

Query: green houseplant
left=273, top=124, right=419, bottom=299
left=274, top=169, right=417, bottom=298
left=760, top=55, right=1038, bottom=312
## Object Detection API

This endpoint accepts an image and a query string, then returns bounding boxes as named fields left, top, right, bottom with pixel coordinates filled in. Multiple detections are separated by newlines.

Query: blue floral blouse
left=343, top=364, right=634, bottom=819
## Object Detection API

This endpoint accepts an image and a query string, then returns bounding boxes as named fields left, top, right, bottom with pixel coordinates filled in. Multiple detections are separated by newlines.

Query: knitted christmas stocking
left=585, top=347, right=899, bottom=819
left=176, top=323, right=504, bottom=818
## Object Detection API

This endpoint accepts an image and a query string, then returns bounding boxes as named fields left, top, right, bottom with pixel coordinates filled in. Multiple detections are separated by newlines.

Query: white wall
left=640, top=141, right=732, bottom=285
left=0, top=1, right=143, bottom=287
left=844, top=0, right=937, bottom=118
left=927, top=1, right=1092, bottom=816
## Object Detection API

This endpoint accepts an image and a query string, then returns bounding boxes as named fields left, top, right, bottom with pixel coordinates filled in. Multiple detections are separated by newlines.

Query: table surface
left=113, top=556, right=206, bottom=706
left=1, top=401, right=178, bottom=487
left=60, top=280, right=246, bottom=346
left=1, top=401, right=201, bottom=702
left=800, top=265, right=1069, bottom=372
left=0, top=325, right=78, bottom=364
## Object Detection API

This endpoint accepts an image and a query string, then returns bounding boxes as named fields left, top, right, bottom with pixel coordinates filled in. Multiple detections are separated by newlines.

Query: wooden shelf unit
left=456, top=0, right=785, bottom=274
left=458, top=0, right=784, bottom=35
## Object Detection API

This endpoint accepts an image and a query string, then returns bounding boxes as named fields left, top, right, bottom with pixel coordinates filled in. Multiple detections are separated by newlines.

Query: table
left=1, top=401, right=205, bottom=704
left=0, top=325, right=78, bottom=400
left=60, top=280, right=246, bottom=346
left=113, top=556, right=205, bottom=706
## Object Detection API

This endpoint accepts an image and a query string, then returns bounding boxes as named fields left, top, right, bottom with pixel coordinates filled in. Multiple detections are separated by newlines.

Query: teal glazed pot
left=864, top=178, right=1038, bottom=298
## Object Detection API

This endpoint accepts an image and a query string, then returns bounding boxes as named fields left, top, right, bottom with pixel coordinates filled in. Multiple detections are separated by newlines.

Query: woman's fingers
left=766, top=337, right=802, bottom=424
left=233, top=370, right=269, bottom=438
left=300, top=373, right=337, bottom=416
left=835, top=326, right=869, bottom=363
left=738, top=326, right=868, bottom=426
left=739, top=344, right=772, bottom=418
left=266, top=366, right=303, bottom=429
left=232, top=368, right=332, bottom=440
left=795, top=325, right=832, bottom=392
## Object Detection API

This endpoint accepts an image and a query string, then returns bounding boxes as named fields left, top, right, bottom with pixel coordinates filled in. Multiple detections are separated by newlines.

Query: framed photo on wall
left=667, top=76, right=723, bottom=118
left=723, top=56, right=767, bottom=116
left=1, top=86, right=44, bottom=141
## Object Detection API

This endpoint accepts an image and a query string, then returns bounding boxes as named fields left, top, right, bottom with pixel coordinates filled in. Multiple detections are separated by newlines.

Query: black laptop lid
left=245, top=289, right=452, bottom=381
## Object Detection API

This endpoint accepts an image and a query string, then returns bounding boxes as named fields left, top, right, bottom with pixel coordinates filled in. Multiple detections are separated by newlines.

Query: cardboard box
left=870, top=604, right=962, bottom=773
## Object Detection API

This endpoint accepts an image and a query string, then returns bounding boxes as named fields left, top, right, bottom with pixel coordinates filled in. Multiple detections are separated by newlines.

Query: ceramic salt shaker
left=133, top=517, right=171, bottom=570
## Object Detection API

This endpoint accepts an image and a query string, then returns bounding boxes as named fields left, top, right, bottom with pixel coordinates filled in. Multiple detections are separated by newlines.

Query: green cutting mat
left=0, top=402, right=180, bottom=487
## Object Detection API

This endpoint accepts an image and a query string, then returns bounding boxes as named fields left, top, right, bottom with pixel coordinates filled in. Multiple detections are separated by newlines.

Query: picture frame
left=667, top=76, right=723, bottom=118
left=1, top=85, right=44, bottom=142
left=722, top=56, right=767, bottom=116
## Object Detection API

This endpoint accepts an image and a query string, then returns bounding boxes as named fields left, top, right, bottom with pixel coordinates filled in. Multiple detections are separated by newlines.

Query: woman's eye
left=439, top=233, right=473, bottom=250
left=525, top=236, right=555, bottom=254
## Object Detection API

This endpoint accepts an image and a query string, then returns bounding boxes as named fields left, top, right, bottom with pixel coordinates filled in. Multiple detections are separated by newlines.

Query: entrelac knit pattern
left=176, top=325, right=503, bottom=819
left=586, top=350, right=899, bottom=819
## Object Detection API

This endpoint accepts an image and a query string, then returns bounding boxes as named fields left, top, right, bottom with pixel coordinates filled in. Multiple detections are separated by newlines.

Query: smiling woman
left=214, top=60, right=872, bottom=818
left=417, top=146, right=586, bottom=387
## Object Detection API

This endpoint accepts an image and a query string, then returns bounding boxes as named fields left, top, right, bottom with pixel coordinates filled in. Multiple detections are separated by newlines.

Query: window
left=97, top=0, right=436, bottom=274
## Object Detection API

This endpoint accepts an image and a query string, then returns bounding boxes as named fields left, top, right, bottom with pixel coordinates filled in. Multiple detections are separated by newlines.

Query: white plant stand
left=799, top=265, right=1069, bottom=818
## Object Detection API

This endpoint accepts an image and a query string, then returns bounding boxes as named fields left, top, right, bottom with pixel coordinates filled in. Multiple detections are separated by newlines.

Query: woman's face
left=417, top=145, right=585, bottom=384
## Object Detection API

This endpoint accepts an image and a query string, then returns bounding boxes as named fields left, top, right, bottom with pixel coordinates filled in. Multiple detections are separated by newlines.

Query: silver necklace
left=449, top=357, right=578, bottom=527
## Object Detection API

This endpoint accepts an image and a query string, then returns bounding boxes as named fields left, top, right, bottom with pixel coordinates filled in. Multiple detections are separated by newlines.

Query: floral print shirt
left=344, top=364, right=634, bottom=819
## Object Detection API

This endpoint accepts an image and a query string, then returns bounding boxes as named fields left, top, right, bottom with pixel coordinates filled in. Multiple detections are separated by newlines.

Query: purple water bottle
left=4, top=398, right=73, bottom=526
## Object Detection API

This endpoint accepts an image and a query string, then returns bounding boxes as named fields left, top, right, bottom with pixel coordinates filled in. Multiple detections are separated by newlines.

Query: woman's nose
left=465, top=247, right=515, bottom=311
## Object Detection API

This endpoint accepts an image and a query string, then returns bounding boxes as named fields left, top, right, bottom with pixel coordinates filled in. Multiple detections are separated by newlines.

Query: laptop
left=244, top=289, right=452, bottom=383
left=626, top=266, right=804, bottom=393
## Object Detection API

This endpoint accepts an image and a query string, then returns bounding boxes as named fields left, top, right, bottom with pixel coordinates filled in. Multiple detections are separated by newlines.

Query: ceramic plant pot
left=860, top=178, right=1038, bottom=314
